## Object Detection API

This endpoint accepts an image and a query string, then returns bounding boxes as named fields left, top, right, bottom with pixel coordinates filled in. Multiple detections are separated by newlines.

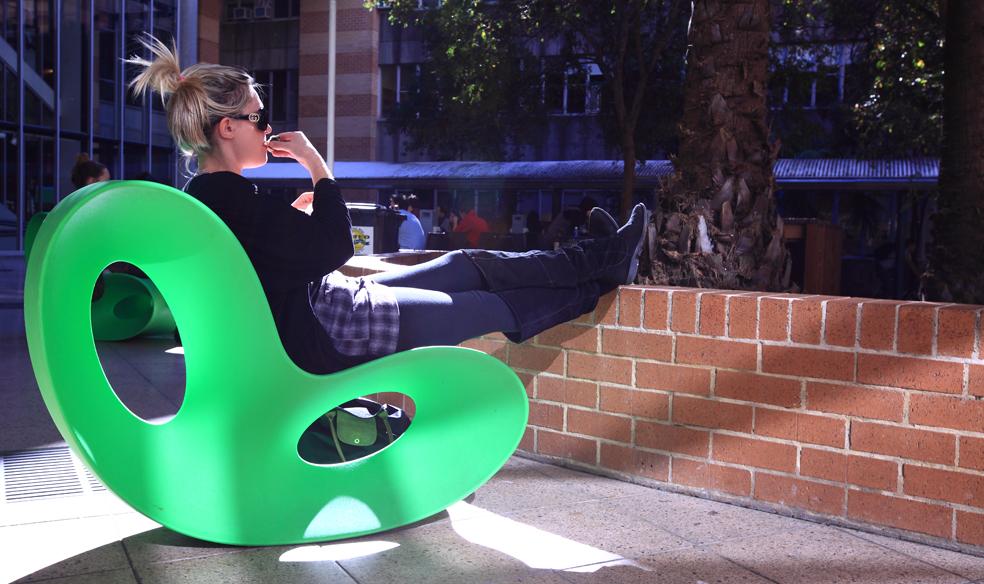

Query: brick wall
left=463, top=286, right=984, bottom=552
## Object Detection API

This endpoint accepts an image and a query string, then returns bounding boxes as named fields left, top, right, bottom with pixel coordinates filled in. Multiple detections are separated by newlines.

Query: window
left=253, top=69, right=298, bottom=130
left=379, top=63, right=420, bottom=117
left=543, top=62, right=598, bottom=115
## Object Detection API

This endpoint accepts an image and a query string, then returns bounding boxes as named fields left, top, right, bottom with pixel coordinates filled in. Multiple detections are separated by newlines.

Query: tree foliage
left=373, top=0, right=690, bottom=215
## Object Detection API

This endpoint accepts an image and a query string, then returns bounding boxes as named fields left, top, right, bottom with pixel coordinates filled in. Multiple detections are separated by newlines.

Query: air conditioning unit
left=231, top=6, right=251, bottom=20
left=253, top=6, right=271, bottom=18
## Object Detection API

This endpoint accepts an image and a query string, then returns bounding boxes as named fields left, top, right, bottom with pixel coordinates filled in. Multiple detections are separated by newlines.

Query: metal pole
left=16, top=0, right=24, bottom=251
left=327, top=0, right=336, bottom=171
left=118, top=0, right=125, bottom=179
left=55, top=0, right=62, bottom=202
left=146, top=0, right=154, bottom=172
left=88, top=0, right=94, bottom=156
left=174, top=0, right=184, bottom=182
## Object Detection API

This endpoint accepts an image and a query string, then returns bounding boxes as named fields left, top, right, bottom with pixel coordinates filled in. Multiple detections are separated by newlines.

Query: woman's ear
left=214, top=118, right=235, bottom=140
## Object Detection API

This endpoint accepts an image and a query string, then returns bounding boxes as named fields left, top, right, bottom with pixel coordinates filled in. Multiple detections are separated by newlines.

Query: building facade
left=1, top=0, right=190, bottom=253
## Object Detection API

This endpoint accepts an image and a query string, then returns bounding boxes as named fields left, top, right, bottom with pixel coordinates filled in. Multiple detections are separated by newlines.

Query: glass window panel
left=566, top=70, right=585, bottom=114
left=380, top=65, right=396, bottom=116
left=60, top=0, right=88, bottom=132
left=272, top=69, right=289, bottom=123
left=0, top=130, right=17, bottom=251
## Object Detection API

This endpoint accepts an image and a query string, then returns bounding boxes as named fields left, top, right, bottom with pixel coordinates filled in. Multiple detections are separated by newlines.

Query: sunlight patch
left=447, top=501, right=625, bottom=570
left=280, top=540, right=399, bottom=562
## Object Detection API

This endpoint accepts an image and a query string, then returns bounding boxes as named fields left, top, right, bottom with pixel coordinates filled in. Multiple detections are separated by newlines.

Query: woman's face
left=231, top=89, right=272, bottom=170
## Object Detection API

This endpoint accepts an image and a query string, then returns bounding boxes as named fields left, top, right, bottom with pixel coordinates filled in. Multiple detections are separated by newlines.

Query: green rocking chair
left=24, top=180, right=528, bottom=546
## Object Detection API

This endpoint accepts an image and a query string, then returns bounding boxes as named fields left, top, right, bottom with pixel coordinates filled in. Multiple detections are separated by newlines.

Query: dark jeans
left=367, top=246, right=610, bottom=350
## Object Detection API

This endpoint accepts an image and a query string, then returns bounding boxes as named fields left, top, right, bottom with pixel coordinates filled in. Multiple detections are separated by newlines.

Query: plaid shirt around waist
left=311, top=272, right=400, bottom=358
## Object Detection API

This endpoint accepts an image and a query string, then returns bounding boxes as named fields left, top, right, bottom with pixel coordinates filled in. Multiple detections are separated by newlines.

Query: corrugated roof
left=246, top=159, right=938, bottom=190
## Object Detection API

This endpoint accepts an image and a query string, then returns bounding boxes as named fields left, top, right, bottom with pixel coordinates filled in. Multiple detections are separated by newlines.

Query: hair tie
left=177, top=74, right=185, bottom=82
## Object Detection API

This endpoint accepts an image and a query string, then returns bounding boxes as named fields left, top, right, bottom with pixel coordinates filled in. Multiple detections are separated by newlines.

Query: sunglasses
left=227, top=108, right=269, bottom=132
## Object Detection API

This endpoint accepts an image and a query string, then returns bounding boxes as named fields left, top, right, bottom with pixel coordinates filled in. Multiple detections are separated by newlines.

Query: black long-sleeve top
left=184, top=171, right=354, bottom=373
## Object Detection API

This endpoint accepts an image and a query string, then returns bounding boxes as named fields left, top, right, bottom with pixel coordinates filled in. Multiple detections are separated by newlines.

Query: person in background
left=438, top=206, right=459, bottom=233
left=70, top=154, right=111, bottom=189
left=541, top=196, right=597, bottom=249
left=453, top=199, right=490, bottom=248
left=391, top=193, right=427, bottom=250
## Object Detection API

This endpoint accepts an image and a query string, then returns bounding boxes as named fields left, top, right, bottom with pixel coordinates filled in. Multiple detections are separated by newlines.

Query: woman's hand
left=291, top=191, right=314, bottom=215
left=266, top=131, right=333, bottom=185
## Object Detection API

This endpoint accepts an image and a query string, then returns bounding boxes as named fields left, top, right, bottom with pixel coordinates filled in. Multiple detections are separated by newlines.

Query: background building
left=1, top=0, right=195, bottom=253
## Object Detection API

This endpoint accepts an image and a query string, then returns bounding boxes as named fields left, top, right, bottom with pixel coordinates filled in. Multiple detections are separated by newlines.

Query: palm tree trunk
left=929, top=0, right=984, bottom=303
left=641, top=0, right=789, bottom=291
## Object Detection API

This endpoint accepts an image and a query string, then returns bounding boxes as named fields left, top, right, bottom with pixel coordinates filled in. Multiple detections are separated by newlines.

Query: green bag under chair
left=24, top=180, right=529, bottom=545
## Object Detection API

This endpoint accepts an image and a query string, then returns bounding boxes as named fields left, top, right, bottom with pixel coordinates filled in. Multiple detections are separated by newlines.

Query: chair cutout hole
left=92, top=263, right=185, bottom=423
left=298, top=394, right=414, bottom=466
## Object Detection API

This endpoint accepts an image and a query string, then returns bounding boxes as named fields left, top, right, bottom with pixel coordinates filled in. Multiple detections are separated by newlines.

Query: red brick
left=699, top=293, right=727, bottom=336
left=537, top=430, right=597, bottom=465
left=960, top=436, right=984, bottom=472
left=904, top=464, right=984, bottom=507
left=938, top=305, right=978, bottom=358
left=459, top=337, right=508, bottom=363
left=568, top=353, right=632, bottom=385
left=568, top=409, right=632, bottom=442
left=755, top=473, right=845, bottom=516
left=806, top=382, right=904, bottom=422
left=536, top=324, right=598, bottom=353
left=671, top=290, right=698, bottom=333
left=509, top=344, right=564, bottom=375
left=728, top=294, right=758, bottom=339
left=600, top=443, right=669, bottom=481
left=636, top=421, right=710, bottom=456
left=713, top=435, right=797, bottom=472
left=618, top=287, right=643, bottom=327
left=636, top=362, right=711, bottom=395
left=594, top=291, right=617, bottom=326
left=299, top=95, right=328, bottom=117
left=909, top=394, right=984, bottom=433
left=824, top=299, right=861, bottom=347
left=676, top=337, right=758, bottom=371
left=518, top=427, right=534, bottom=452
left=792, top=298, right=824, bottom=344
left=643, top=289, right=669, bottom=330
left=600, top=386, right=669, bottom=420
left=897, top=303, right=936, bottom=355
left=754, top=409, right=845, bottom=448
left=759, top=297, right=791, bottom=341
left=602, top=329, right=673, bottom=361
left=857, top=354, right=963, bottom=394
left=800, top=448, right=898, bottom=491
left=851, top=421, right=955, bottom=465
left=762, top=346, right=854, bottom=381
left=957, top=511, right=984, bottom=547
left=847, top=490, right=951, bottom=539
left=860, top=301, right=898, bottom=351
left=538, top=376, right=597, bottom=408
left=716, top=371, right=801, bottom=408
left=529, top=401, right=564, bottom=431
left=673, top=396, right=753, bottom=432
left=970, top=365, right=984, bottom=397
left=672, top=457, right=752, bottom=496
left=516, top=372, right=535, bottom=398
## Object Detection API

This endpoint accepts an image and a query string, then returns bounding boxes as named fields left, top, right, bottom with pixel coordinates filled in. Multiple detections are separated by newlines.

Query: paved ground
left=6, top=255, right=984, bottom=583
